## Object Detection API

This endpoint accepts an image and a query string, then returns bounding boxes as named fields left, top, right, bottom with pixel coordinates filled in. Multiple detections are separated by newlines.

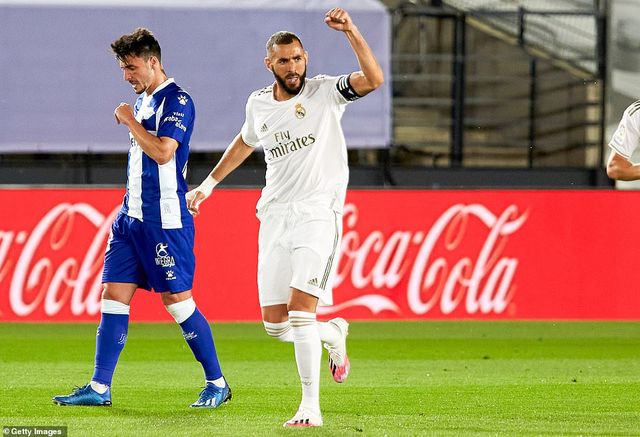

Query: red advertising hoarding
left=0, top=188, right=638, bottom=322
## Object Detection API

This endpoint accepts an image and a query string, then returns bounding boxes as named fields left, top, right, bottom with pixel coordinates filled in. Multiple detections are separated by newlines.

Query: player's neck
left=272, top=83, right=298, bottom=102
left=146, top=74, right=169, bottom=95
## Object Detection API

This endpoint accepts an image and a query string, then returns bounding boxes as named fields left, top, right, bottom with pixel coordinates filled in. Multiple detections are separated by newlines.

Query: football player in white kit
left=607, top=100, right=640, bottom=180
left=187, top=8, right=383, bottom=427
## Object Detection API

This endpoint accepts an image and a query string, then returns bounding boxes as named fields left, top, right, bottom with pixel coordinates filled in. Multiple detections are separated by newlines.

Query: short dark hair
left=111, top=27, right=161, bottom=63
left=266, top=31, right=304, bottom=55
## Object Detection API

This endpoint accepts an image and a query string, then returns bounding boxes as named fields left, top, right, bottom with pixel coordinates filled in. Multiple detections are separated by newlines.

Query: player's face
left=266, top=42, right=308, bottom=96
left=119, top=55, right=157, bottom=95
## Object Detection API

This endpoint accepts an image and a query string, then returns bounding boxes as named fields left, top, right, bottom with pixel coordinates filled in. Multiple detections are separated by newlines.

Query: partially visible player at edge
left=53, top=28, right=231, bottom=409
left=186, top=8, right=383, bottom=427
left=607, top=100, right=640, bottom=181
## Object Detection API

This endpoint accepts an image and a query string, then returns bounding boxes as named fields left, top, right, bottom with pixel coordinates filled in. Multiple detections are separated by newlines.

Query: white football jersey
left=241, top=75, right=355, bottom=213
left=609, top=100, right=640, bottom=159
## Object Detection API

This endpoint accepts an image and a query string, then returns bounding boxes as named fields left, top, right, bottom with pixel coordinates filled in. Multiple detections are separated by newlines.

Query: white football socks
left=101, top=299, right=130, bottom=315
left=263, top=320, right=294, bottom=342
left=288, top=311, right=321, bottom=415
left=165, top=298, right=197, bottom=324
left=90, top=381, right=109, bottom=394
left=206, top=376, right=226, bottom=388
left=264, top=319, right=340, bottom=347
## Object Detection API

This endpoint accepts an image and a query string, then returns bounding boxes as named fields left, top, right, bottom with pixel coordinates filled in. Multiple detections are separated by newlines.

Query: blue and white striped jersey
left=121, top=78, right=195, bottom=229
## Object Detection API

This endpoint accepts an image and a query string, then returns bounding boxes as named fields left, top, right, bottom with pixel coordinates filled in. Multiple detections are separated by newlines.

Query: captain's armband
left=336, top=74, right=362, bottom=102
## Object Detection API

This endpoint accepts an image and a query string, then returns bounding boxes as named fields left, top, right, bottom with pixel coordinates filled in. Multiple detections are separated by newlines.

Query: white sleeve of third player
left=240, top=96, right=259, bottom=148
left=609, top=102, right=640, bottom=159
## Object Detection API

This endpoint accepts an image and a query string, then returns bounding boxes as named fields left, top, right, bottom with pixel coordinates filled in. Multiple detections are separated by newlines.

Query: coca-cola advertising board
left=0, top=188, right=638, bottom=322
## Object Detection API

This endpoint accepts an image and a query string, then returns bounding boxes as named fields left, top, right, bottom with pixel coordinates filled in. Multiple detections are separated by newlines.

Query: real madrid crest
left=294, top=103, right=306, bottom=119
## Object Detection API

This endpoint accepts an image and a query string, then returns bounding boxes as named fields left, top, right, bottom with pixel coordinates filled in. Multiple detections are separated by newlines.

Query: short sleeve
left=240, top=97, right=258, bottom=147
left=157, top=92, right=194, bottom=144
left=609, top=103, right=640, bottom=159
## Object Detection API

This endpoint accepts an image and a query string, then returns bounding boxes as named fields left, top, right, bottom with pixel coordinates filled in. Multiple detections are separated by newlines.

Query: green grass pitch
left=1, top=321, right=639, bottom=436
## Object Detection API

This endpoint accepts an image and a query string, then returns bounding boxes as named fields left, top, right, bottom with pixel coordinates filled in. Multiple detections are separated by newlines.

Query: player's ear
left=264, top=57, right=272, bottom=71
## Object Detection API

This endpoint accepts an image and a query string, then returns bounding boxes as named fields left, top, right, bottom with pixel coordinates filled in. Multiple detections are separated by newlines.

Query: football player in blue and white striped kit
left=53, top=28, right=230, bottom=409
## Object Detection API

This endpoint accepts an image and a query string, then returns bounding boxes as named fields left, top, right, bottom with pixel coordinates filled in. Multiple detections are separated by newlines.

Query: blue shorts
left=102, top=212, right=195, bottom=293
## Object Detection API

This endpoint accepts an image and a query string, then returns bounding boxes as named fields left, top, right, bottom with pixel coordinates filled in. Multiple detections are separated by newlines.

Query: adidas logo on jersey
left=260, top=123, right=268, bottom=133
left=307, top=278, right=319, bottom=287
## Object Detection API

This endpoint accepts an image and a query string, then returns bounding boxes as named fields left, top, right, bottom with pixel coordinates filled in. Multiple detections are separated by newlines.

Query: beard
left=272, top=67, right=307, bottom=96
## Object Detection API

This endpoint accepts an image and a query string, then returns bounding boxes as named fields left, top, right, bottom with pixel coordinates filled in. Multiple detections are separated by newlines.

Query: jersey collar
left=145, top=77, right=175, bottom=97
left=271, top=78, right=306, bottom=103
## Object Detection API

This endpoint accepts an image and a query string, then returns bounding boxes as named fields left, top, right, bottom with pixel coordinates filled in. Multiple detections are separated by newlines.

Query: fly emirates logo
left=265, top=130, right=316, bottom=162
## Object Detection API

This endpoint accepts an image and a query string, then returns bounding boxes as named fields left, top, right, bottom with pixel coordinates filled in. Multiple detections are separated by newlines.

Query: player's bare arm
left=114, top=102, right=178, bottom=165
left=186, top=133, right=254, bottom=216
left=606, top=150, right=640, bottom=181
left=324, top=8, right=384, bottom=97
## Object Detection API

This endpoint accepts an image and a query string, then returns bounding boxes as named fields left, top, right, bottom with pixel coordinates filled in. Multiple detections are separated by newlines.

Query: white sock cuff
left=288, top=311, right=316, bottom=327
left=264, top=320, right=291, bottom=334
left=166, top=298, right=197, bottom=324
left=263, top=320, right=290, bottom=329
left=101, top=299, right=130, bottom=315
left=206, top=376, right=226, bottom=388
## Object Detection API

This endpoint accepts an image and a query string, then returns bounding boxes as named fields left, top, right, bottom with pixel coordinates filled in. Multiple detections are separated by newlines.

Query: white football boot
left=283, top=408, right=324, bottom=427
left=324, top=317, right=350, bottom=383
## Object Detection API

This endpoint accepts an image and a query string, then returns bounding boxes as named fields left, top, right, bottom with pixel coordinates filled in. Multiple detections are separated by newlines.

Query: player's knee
left=263, top=320, right=294, bottom=343
left=165, top=297, right=196, bottom=324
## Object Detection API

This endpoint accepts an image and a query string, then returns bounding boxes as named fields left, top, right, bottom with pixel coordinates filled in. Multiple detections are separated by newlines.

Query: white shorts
left=256, top=202, right=342, bottom=307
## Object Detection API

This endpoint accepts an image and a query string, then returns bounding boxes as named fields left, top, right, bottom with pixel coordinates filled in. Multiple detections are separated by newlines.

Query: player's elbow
left=357, top=75, right=384, bottom=98
left=606, top=159, right=628, bottom=181
left=606, top=163, right=637, bottom=181
left=606, top=163, right=619, bottom=180
left=155, top=151, right=175, bottom=166
left=370, top=72, right=384, bottom=90
left=365, top=72, right=384, bottom=92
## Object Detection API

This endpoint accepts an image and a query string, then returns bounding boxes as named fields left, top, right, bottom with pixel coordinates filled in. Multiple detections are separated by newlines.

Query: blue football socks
left=180, top=308, right=223, bottom=381
left=92, top=312, right=129, bottom=385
